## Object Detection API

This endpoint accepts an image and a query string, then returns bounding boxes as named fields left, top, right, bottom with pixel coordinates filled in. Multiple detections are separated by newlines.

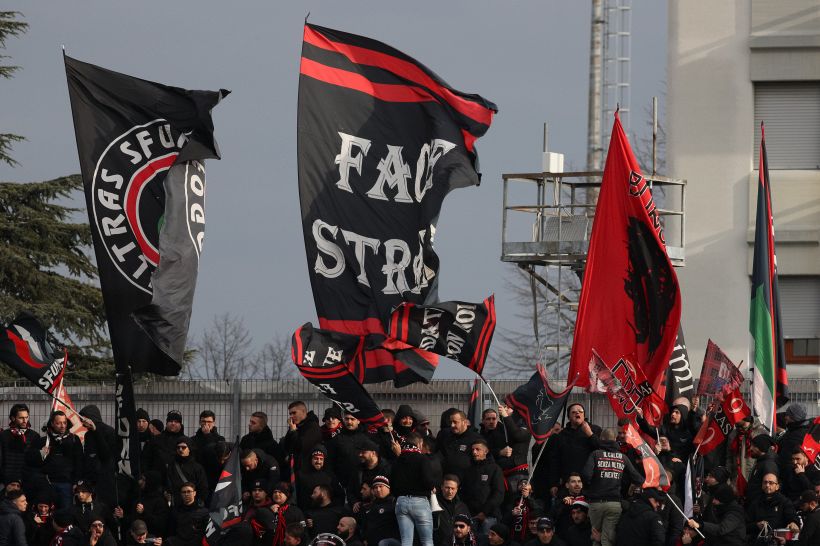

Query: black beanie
left=490, top=523, right=510, bottom=541
left=712, top=484, right=735, bottom=504
left=136, top=408, right=150, bottom=421
left=751, top=434, right=774, bottom=452
left=708, top=466, right=730, bottom=484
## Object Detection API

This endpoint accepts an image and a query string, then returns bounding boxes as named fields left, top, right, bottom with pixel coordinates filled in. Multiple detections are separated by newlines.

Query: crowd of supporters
left=0, top=398, right=816, bottom=546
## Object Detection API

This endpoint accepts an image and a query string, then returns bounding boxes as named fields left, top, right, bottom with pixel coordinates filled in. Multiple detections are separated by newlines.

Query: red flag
left=697, top=340, right=744, bottom=399
left=802, top=417, right=820, bottom=464
left=570, top=113, right=681, bottom=391
left=622, top=421, right=671, bottom=490
left=721, top=388, right=751, bottom=427
left=589, top=351, right=667, bottom=426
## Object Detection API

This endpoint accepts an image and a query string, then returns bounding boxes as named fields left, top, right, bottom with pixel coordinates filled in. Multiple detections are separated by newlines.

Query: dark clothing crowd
left=0, top=398, right=816, bottom=546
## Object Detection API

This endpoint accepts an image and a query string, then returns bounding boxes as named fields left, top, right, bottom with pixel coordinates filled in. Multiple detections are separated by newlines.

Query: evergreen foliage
left=0, top=11, right=27, bottom=167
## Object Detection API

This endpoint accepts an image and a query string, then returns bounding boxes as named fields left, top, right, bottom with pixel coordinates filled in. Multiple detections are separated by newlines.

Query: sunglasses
left=176, top=445, right=189, bottom=451
left=454, top=524, right=468, bottom=529
left=91, top=522, right=104, bottom=528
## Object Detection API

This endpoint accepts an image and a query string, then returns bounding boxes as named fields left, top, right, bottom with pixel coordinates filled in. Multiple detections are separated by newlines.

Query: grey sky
left=2, top=1, right=666, bottom=378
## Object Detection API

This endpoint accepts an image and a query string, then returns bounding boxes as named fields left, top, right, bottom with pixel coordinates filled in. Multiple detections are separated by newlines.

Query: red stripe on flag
left=304, top=25, right=495, bottom=127
left=6, top=332, right=47, bottom=369
left=300, top=57, right=435, bottom=104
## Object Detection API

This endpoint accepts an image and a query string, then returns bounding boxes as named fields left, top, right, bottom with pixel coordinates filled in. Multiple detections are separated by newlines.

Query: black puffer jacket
left=437, top=428, right=483, bottom=480
left=745, top=491, right=798, bottom=534
left=167, top=500, right=209, bottom=546
left=190, top=426, right=225, bottom=468
left=615, top=497, right=665, bottom=546
left=240, top=426, right=284, bottom=465
left=746, top=451, right=779, bottom=507
left=327, top=426, right=369, bottom=489
left=0, top=425, right=39, bottom=486
left=434, top=493, right=470, bottom=546
left=0, top=497, right=26, bottom=545
left=481, top=414, right=531, bottom=473
left=142, top=427, right=188, bottom=475
left=166, top=442, right=209, bottom=506
left=461, top=456, right=506, bottom=518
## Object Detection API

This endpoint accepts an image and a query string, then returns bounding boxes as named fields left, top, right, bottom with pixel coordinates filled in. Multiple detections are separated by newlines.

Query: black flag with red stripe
left=0, top=312, right=65, bottom=394
left=298, top=23, right=497, bottom=385
left=291, top=323, right=389, bottom=431
left=203, top=437, right=243, bottom=546
left=506, top=365, right=573, bottom=444
left=802, top=417, right=820, bottom=464
left=388, top=296, right=496, bottom=376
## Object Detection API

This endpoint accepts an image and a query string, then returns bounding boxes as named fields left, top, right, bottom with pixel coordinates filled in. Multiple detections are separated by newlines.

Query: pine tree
left=0, top=11, right=28, bottom=167
left=0, top=11, right=112, bottom=380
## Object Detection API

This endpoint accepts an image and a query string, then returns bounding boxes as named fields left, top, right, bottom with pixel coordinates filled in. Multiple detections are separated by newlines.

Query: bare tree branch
left=186, top=313, right=258, bottom=380
left=256, top=333, right=296, bottom=380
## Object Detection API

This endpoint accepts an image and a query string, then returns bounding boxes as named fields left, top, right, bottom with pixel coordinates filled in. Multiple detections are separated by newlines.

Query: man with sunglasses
left=524, top=518, right=566, bottom=546
left=166, top=439, right=208, bottom=507
left=88, top=518, right=117, bottom=546
left=548, top=405, right=600, bottom=500
left=451, top=514, right=486, bottom=546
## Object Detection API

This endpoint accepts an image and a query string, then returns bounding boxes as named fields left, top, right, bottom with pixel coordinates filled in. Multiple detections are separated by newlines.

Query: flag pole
left=666, top=493, right=705, bottom=539
left=481, top=378, right=508, bottom=443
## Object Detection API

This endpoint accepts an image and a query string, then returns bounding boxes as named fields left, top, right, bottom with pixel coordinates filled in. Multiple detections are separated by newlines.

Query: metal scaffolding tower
left=602, top=0, right=632, bottom=148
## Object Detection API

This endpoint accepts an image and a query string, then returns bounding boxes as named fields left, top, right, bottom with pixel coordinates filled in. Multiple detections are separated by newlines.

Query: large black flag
left=0, top=312, right=65, bottom=393
left=65, top=55, right=228, bottom=376
left=506, top=366, right=574, bottom=444
left=298, top=23, right=497, bottom=382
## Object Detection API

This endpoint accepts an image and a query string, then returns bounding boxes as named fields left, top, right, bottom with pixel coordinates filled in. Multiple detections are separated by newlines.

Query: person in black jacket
left=167, top=482, right=209, bottom=546
left=297, top=446, right=344, bottom=512
left=745, top=435, right=779, bottom=507
left=142, top=410, right=188, bottom=476
left=25, top=410, right=83, bottom=509
left=134, top=470, right=170, bottom=539
left=0, top=489, right=28, bottom=546
left=686, top=484, right=746, bottom=546
left=392, top=432, right=436, bottom=546
left=306, top=484, right=349, bottom=538
left=434, top=475, right=470, bottom=546
left=336, top=516, right=364, bottom=546
left=560, top=500, right=591, bottom=546
left=503, top=480, right=543, bottom=545
left=461, top=439, right=505, bottom=535
left=327, top=413, right=370, bottom=500
left=744, top=473, right=799, bottom=540
left=78, top=405, right=118, bottom=507
left=242, top=449, right=282, bottom=506
left=282, top=402, right=322, bottom=479
left=614, top=489, right=665, bottom=546
left=438, top=411, right=483, bottom=481
left=349, top=438, right=392, bottom=504
left=362, top=476, right=400, bottom=546
left=166, top=438, right=209, bottom=507
left=481, top=407, right=531, bottom=494
left=581, top=429, right=643, bottom=546
left=636, top=405, right=698, bottom=463
left=776, top=404, right=809, bottom=470
left=523, top=517, right=566, bottom=546
left=549, top=405, right=600, bottom=495
left=782, top=448, right=820, bottom=502
left=190, top=410, right=225, bottom=469
left=69, top=480, right=111, bottom=534
left=798, top=490, right=820, bottom=546
left=241, top=412, right=285, bottom=466
left=0, top=404, right=39, bottom=493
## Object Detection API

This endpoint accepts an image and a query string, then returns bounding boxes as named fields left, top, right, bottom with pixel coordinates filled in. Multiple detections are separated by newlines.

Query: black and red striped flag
left=388, top=296, right=496, bottom=376
left=203, top=437, right=243, bottom=546
left=297, top=23, right=497, bottom=386
left=506, top=365, right=573, bottom=444
left=467, top=378, right=482, bottom=428
left=802, top=417, right=820, bottom=464
left=0, top=312, right=65, bottom=394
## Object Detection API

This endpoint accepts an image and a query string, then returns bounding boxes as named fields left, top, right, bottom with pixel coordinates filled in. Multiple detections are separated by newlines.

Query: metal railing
left=0, top=378, right=816, bottom=440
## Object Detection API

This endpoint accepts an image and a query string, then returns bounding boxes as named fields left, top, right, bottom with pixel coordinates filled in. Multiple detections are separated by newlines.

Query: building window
left=785, top=338, right=820, bottom=365
left=754, top=82, right=820, bottom=169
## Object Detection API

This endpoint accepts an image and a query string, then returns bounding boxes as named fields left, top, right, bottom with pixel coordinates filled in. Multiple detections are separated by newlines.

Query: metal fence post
left=231, top=379, right=242, bottom=441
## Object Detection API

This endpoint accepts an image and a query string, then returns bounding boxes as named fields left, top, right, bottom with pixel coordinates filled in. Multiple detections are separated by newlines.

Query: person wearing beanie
left=694, top=466, right=730, bottom=520
left=51, top=507, right=85, bottom=545
left=0, top=403, right=39, bottom=493
left=296, top=445, right=343, bottom=512
left=523, top=517, right=566, bottom=546
left=746, top=434, right=779, bottom=507
left=142, top=410, right=188, bottom=475
left=166, top=437, right=208, bottom=507
left=243, top=479, right=277, bottom=545
left=489, top=523, right=517, bottom=546
left=687, top=484, right=745, bottom=546
left=452, top=514, right=483, bottom=546
left=637, top=403, right=699, bottom=463
left=149, top=419, right=164, bottom=435
left=321, top=406, right=344, bottom=441
left=240, top=448, right=281, bottom=505
left=777, top=403, right=810, bottom=469
left=269, top=480, right=307, bottom=541
left=612, top=489, right=664, bottom=546
left=362, top=475, right=399, bottom=546
left=135, top=408, right=152, bottom=451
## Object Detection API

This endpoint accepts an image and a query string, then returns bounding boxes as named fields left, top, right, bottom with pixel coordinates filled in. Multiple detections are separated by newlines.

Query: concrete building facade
left=667, top=1, right=820, bottom=378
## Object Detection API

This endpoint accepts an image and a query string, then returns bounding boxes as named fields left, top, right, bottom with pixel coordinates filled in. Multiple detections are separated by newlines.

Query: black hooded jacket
left=777, top=419, right=810, bottom=469
left=615, top=497, right=665, bottom=546
left=282, top=412, right=322, bottom=475
left=700, top=500, right=746, bottom=546
left=548, top=421, right=601, bottom=486
left=78, top=405, right=117, bottom=506
left=0, top=497, right=26, bottom=546
left=636, top=405, right=698, bottom=460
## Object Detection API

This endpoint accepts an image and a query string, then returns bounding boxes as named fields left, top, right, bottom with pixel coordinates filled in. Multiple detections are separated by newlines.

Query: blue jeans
left=52, top=482, right=73, bottom=510
left=396, top=495, right=433, bottom=546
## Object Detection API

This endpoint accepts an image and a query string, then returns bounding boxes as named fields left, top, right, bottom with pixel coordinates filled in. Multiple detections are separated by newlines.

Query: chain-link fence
left=0, top=378, right=817, bottom=440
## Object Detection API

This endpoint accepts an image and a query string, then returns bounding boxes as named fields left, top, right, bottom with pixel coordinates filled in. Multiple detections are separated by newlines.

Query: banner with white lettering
left=589, top=350, right=667, bottom=427
left=65, top=54, right=228, bottom=376
left=297, top=23, right=497, bottom=382
left=388, top=296, right=496, bottom=375
left=659, top=327, right=694, bottom=408
left=115, top=368, right=140, bottom=480
left=291, top=323, right=389, bottom=430
left=0, top=312, right=67, bottom=394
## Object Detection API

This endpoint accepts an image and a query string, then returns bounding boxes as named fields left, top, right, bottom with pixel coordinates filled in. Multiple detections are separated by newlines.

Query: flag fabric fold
left=467, top=378, right=482, bottom=428
left=298, top=23, right=496, bottom=386
left=801, top=417, right=820, bottom=464
left=693, top=387, right=751, bottom=456
left=659, top=327, right=694, bottom=408
left=505, top=365, right=574, bottom=444
left=388, top=296, right=496, bottom=375
left=621, top=420, right=671, bottom=490
left=0, top=312, right=66, bottom=394
left=569, top=113, right=681, bottom=392
left=291, top=323, right=389, bottom=431
left=588, top=351, right=667, bottom=427
left=697, top=340, right=745, bottom=400
left=749, top=122, right=789, bottom=433
left=65, top=54, right=228, bottom=376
